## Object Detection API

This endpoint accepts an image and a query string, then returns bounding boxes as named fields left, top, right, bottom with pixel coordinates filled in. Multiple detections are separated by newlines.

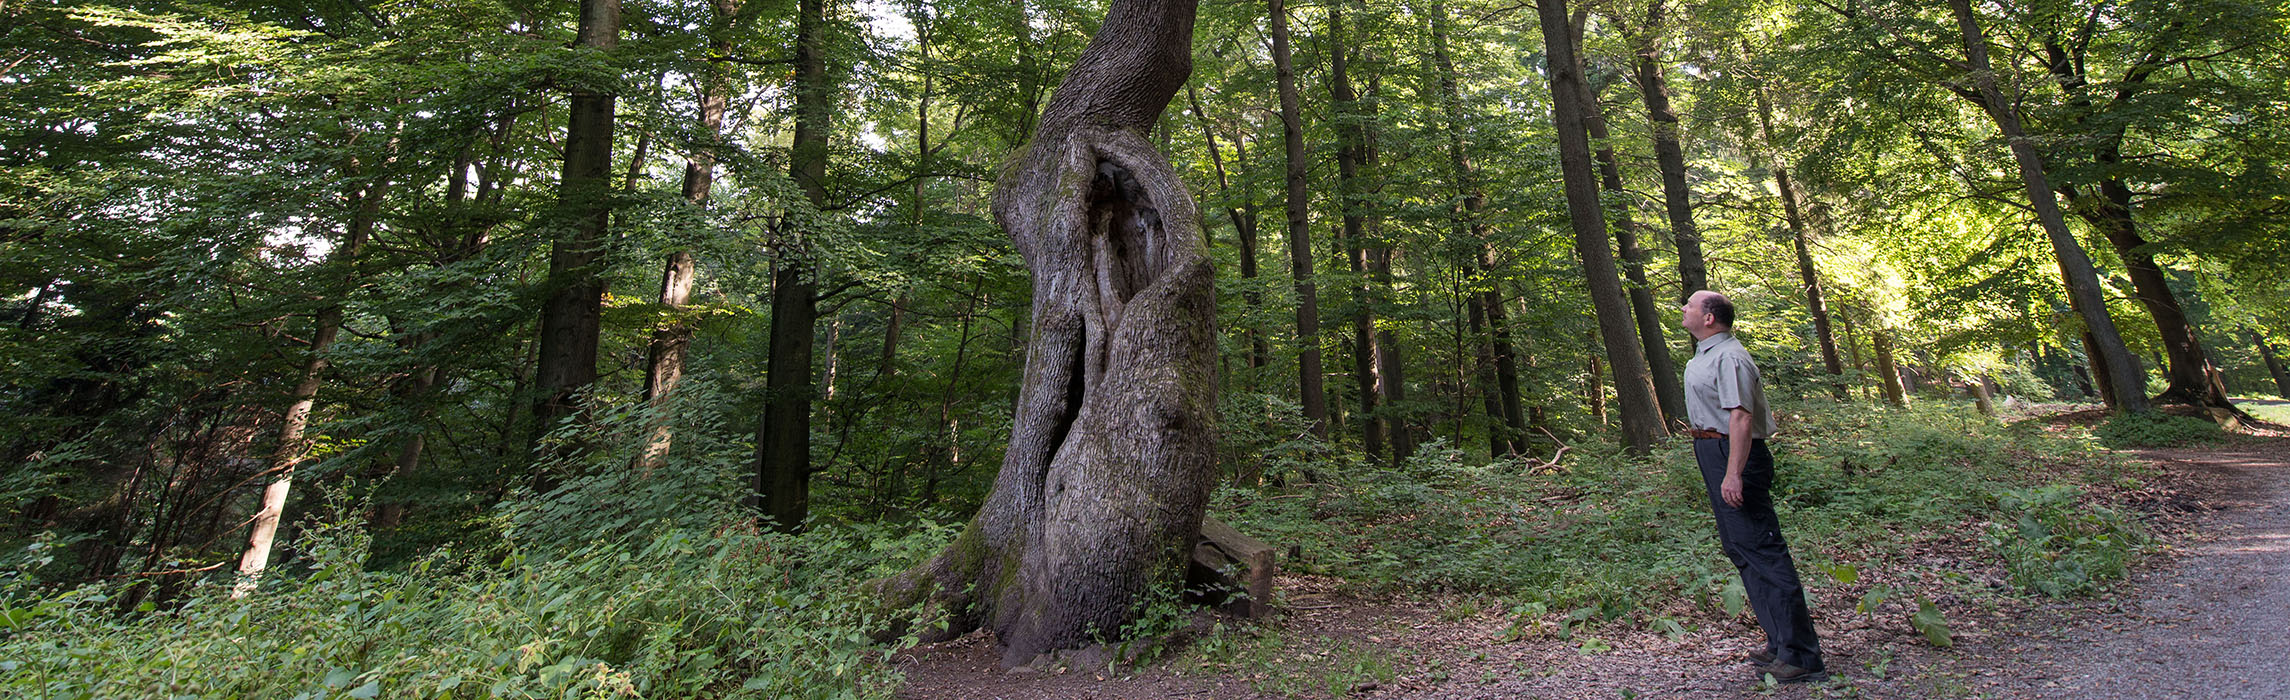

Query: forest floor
left=891, top=407, right=2290, bottom=699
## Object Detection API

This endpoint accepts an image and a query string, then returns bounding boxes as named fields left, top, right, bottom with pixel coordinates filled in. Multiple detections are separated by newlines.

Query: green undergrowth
left=2093, top=410, right=2225, bottom=447
left=0, top=509, right=950, bottom=699
left=1215, top=401, right=2155, bottom=627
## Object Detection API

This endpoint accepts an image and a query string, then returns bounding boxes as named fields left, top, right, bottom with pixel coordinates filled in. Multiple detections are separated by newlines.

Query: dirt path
left=892, top=434, right=2290, bottom=699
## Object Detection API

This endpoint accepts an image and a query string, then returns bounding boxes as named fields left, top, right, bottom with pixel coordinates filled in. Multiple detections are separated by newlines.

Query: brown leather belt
left=1687, top=428, right=1726, bottom=440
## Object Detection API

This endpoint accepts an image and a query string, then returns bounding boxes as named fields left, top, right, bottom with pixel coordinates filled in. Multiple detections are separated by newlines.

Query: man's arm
left=1721, top=407, right=1753, bottom=508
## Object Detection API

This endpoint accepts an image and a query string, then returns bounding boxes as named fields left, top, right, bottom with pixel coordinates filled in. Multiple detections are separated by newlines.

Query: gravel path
left=1953, top=439, right=2290, bottom=699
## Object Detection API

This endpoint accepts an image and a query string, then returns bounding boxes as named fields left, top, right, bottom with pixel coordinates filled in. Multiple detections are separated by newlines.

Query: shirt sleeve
left=1716, top=355, right=1757, bottom=411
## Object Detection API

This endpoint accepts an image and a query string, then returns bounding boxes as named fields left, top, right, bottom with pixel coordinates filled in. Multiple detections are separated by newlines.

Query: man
left=1679, top=290, right=1825, bottom=683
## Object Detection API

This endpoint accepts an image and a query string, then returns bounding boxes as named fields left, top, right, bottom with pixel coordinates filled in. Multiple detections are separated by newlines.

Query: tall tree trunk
left=872, top=0, right=1217, bottom=667
left=1585, top=334, right=1607, bottom=425
left=1746, top=62, right=1846, bottom=399
left=635, top=0, right=736, bottom=473
left=1969, top=374, right=1996, bottom=416
left=1872, top=328, right=1907, bottom=406
left=2251, top=327, right=2290, bottom=398
left=530, top=0, right=623, bottom=462
left=236, top=173, right=388, bottom=597
left=1571, top=16, right=1684, bottom=425
left=1183, top=87, right=1267, bottom=372
left=1841, top=312, right=1868, bottom=397
left=1330, top=0, right=1383, bottom=459
left=1631, top=0, right=1705, bottom=303
left=1268, top=0, right=1327, bottom=437
left=1947, top=0, right=2146, bottom=414
left=756, top=0, right=832, bottom=530
left=1536, top=0, right=1663, bottom=453
left=1427, top=1, right=1525, bottom=453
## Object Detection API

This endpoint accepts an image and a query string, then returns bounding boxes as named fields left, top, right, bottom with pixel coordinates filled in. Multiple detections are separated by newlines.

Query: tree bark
left=756, top=0, right=832, bottom=530
left=530, top=0, right=622, bottom=463
left=1631, top=0, right=1704, bottom=303
left=1872, top=328, right=1907, bottom=406
left=1268, top=0, right=1327, bottom=438
left=1427, top=1, right=1525, bottom=454
left=873, top=0, right=1218, bottom=668
left=1330, top=0, right=1383, bottom=459
left=2251, top=327, right=2290, bottom=398
left=1745, top=62, right=1846, bottom=400
left=237, top=171, right=388, bottom=597
left=1947, top=0, right=2147, bottom=414
left=1536, top=0, right=1663, bottom=453
left=1571, top=16, right=1684, bottom=425
left=635, top=0, right=736, bottom=473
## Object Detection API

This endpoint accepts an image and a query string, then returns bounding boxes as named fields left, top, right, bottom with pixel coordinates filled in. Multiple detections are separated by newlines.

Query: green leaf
left=323, top=668, right=358, bottom=689
left=1858, top=586, right=1889, bottom=614
left=347, top=681, right=381, bottom=699
left=1828, top=564, right=1859, bottom=585
left=1721, top=579, right=1746, bottom=617
left=438, top=676, right=461, bottom=690
left=1911, top=596, right=1952, bottom=648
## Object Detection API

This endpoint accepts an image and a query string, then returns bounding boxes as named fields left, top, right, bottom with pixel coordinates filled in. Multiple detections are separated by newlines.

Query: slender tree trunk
left=1873, top=329, right=1907, bottom=406
left=2251, top=328, right=2290, bottom=398
left=530, top=0, right=623, bottom=462
left=872, top=0, right=1218, bottom=667
left=237, top=173, right=388, bottom=597
left=1427, top=1, right=1525, bottom=453
left=1183, top=87, right=1267, bottom=373
left=1585, top=336, right=1607, bottom=425
left=1969, top=374, right=1996, bottom=416
left=1330, top=0, right=1382, bottom=459
left=1947, top=0, right=2146, bottom=413
left=1571, top=17, right=1683, bottom=424
left=756, top=0, right=832, bottom=530
left=1841, top=312, right=1868, bottom=398
left=1268, top=0, right=1327, bottom=438
left=1536, top=0, right=1663, bottom=453
left=1632, top=0, right=1705, bottom=303
left=1746, top=65, right=1846, bottom=399
left=635, top=0, right=735, bottom=473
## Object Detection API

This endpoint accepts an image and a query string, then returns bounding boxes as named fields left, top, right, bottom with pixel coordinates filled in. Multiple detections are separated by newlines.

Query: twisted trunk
left=872, top=0, right=1218, bottom=667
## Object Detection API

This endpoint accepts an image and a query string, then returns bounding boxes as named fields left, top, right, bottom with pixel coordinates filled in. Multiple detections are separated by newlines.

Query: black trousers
left=1694, top=437, right=1823, bottom=671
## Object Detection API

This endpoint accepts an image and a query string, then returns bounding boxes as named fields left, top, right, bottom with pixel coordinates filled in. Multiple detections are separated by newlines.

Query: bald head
left=1681, top=290, right=1735, bottom=340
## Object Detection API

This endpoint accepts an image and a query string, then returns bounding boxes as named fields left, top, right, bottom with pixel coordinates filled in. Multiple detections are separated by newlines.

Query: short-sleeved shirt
left=1682, top=332, right=1778, bottom=439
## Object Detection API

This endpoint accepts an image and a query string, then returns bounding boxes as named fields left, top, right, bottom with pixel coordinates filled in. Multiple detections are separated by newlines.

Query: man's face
left=1680, top=293, right=1707, bottom=334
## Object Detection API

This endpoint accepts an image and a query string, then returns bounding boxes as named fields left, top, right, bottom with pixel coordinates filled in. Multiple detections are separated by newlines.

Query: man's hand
left=1721, top=473, right=1744, bottom=508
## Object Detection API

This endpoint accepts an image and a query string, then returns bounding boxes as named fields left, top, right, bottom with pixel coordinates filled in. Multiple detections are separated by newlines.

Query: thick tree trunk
left=2251, top=328, right=2290, bottom=398
left=1631, top=0, right=1705, bottom=303
left=1746, top=68, right=1846, bottom=399
left=1872, top=328, right=1907, bottom=407
left=1570, top=18, right=1684, bottom=425
left=531, top=0, right=622, bottom=461
left=756, top=0, right=832, bottom=530
left=1268, top=0, right=1327, bottom=437
left=1536, top=0, right=1663, bottom=453
left=873, top=0, right=1218, bottom=668
left=1947, top=0, right=2146, bottom=414
left=1427, top=1, right=1526, bottom=453
left=237, top=174, right=387, bottom=597
left=1330, top=1, right=1382, bottom=459
left=1969, top=374, right=1996, bottom=416
left=2071, top=179, right=2233, bottom=410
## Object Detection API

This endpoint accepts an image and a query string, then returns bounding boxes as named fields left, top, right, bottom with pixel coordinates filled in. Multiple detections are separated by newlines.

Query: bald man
left=1680, top=290, right=1825, bottom=683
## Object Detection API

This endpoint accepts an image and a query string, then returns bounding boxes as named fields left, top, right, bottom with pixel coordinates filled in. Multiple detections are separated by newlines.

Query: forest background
left=2, top=0, right=2287, bottom=696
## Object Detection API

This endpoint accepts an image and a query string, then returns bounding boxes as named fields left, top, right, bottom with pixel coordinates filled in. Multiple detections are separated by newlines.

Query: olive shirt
left=1682, top=331, right=1779, bottom=439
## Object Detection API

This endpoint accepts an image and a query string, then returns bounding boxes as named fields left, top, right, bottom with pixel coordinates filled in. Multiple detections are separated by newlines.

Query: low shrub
left=2094, top=411, right=2224, bottom=448
left=0, top=511, right=951, bottom=699
left=1985, top=485, right=2146, bottom=598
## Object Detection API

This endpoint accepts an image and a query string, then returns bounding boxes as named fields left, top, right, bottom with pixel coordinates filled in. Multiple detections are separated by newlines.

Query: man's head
left=1680, top=290, right=1734, bottom=340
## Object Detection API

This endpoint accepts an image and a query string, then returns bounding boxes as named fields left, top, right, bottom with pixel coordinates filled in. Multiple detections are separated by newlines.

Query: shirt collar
left=1696, top=331, right=1733, bottom=355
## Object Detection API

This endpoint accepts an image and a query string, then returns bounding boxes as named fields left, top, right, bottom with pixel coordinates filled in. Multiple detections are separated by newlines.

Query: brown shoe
left=1763, top=662, right=1828, bottom=684
left=1746, top=649, right=1775, bottom=665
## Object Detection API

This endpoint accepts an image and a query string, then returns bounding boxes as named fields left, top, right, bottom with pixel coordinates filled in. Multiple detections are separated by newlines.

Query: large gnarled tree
left=872, top=0, right=1218, bottom=668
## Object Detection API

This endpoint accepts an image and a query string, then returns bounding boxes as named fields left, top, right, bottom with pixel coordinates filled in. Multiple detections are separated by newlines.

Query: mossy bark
left=871, top=0, right=1217, bottom=668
